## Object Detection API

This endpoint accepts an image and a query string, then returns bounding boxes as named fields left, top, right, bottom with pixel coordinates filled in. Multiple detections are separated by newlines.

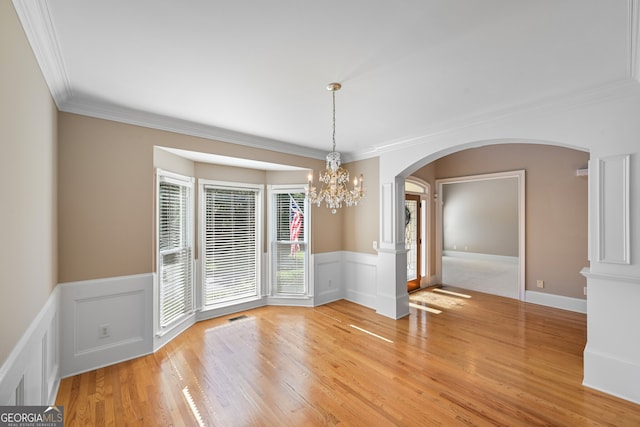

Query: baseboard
left=154, top=313, right=196, bottom=352
left=525, top=290, right=587, bottom=313
left=0, top=287, right=60, bottom=405
left=583, top=344, right=640, bottom=404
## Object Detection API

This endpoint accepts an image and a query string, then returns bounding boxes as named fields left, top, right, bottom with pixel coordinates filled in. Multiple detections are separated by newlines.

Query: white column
left=376, top=177, right=410, bottom=319
left=582, top=153, right=640, bottom=404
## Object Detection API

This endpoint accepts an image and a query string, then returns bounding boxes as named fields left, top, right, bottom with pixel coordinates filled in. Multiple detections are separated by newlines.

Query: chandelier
left=306, top=83, right=365, bottom=214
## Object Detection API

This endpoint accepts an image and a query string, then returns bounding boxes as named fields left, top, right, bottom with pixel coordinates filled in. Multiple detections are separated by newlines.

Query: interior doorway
left=436, top=170, right=525, bottom=300
left=405, top=178, right=430, bottom=293
left=405, top=193, right=421, bottom=292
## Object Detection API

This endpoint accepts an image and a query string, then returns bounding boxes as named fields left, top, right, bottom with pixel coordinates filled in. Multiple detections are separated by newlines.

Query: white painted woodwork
left=597, top=154, right=630, bottom=264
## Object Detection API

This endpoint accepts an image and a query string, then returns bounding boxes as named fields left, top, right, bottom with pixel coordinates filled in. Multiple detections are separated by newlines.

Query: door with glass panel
left=405, top=194, right=421, bottom=292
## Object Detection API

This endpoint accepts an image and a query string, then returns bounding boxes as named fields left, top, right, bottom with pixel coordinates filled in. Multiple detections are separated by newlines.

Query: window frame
left=155, top=169, right=195, bottom=335
left=199, top=179, right=264, bottom=310
left=267, top=185, right=311, bottom=298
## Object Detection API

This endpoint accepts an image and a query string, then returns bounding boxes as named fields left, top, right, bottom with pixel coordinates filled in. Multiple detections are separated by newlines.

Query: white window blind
left=158, top=175, right=193, bottom=328
left=272, top=192, right=307, bottom=295
left=203, top=185, right=260, bottom=306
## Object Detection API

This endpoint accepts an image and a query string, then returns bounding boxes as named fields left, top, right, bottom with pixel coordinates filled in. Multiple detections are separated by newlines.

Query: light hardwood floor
left=56, top=287, right=640, bottom=426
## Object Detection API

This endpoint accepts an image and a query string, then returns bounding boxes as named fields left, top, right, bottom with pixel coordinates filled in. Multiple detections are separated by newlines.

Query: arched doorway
left=405, top=178, right=430, bottom=292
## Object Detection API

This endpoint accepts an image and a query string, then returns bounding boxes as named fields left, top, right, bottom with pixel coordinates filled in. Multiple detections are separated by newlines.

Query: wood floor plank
left=56, top=288, right=640, bottom=426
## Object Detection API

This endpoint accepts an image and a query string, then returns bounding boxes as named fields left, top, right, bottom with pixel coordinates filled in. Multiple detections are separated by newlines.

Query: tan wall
left=418, top=143, right=589, bottom=299
left=0, top=2, right=58, bottom=364
left=58, top=112, right=353, bottom=283
left=343, top=157, right=380, bottom=254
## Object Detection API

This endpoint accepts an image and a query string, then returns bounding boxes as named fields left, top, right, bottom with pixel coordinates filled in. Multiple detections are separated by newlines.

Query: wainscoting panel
left=442, top=251, right=520, bottom=299
left=60, top=274, right=153, bottom=378
left=0, top=287, right=59, bottom=405
left=597, top=154, right=630, bottom=264
left=343, top=252, right=378, bottom=309
left=381, top=183, right=394, bottom=245
left=313, top=252, right=344, bottom=306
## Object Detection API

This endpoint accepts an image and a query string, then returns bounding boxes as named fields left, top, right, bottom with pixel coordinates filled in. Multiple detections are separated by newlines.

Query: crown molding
left=630, top=0, right=640, bottom=82
left=15, top=0, right=640, bottom=163
left=60, top=97, right=328, bottom=160
left=348, top=77, right=640, bottom=161
left=12, top=0, right=72, bottom=107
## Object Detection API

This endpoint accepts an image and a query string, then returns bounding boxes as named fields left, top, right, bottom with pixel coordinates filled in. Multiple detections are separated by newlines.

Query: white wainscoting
left=0, top=287, right=59, bottom=405
left=313, top=252, right=344, bottom=306
left=342, top=251, right=378, bottom=310
left=0, top=258, right=614, bottom=408
left=442, top=251, right=520, bottom=299
left=59, top=274, right=154, bottom=378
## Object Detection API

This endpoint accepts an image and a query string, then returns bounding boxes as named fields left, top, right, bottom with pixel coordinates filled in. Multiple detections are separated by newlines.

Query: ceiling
left=14, top=0, right=638, bottom=161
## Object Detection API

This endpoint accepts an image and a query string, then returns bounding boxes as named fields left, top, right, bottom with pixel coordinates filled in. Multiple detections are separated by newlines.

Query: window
left=157, top=171, right=194, bottom=329
left=270, top=189, right=308, bottom=296
left=201, top=181, right=262, bottom=307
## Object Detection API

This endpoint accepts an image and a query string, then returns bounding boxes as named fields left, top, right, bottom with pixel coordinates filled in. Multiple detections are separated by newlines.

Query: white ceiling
left=15, top=0, right=637, bottom=161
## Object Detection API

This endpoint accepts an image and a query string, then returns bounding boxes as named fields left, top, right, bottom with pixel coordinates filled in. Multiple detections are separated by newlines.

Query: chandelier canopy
left=306, top=83, right=365, bottom=214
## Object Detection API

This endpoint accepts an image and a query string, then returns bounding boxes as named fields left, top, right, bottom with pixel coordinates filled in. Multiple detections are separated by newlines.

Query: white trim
left=13, top=0, right=638, bottom=165
left=154, top=312, right=195, bottom=352
left=196, top=298, right=267, bottom=322
left=597, top=154, right=630, bottom=264
left=11, top=0, right=72, bottom=107
left=355, top=79, right=637, bottom=161
left=525, top=290, right=587, bottom=314
left=630, top=0, right=640, bottom=82
left=381, top=183, right=394, bottom=245
left=584, top=344, right=640, bottom=404
left=580, top=267, right=640, bottom=284
left=61, top=97, right=327, bottom=160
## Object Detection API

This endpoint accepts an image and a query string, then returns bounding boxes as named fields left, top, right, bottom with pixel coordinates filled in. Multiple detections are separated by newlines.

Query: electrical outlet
left=99, top=324, right=110, bottom=338
left=536, top=280, right=544, bottom=288
left=584, top=286, right=587, bottom=296
left=373, top=241, right=377, bottom=250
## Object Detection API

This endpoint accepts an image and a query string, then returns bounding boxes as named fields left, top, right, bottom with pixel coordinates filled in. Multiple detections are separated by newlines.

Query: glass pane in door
left=405, top=199, right=418, bottom=281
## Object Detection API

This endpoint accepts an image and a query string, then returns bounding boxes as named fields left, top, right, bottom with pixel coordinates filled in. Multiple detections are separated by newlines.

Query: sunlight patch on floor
left=349, top=324, right=394, bottom=343
left=182, top=386, right=206, bottom=427
left=409, top=302, right=442, bottom=314
left=433, top=288, right=472, bottom=298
